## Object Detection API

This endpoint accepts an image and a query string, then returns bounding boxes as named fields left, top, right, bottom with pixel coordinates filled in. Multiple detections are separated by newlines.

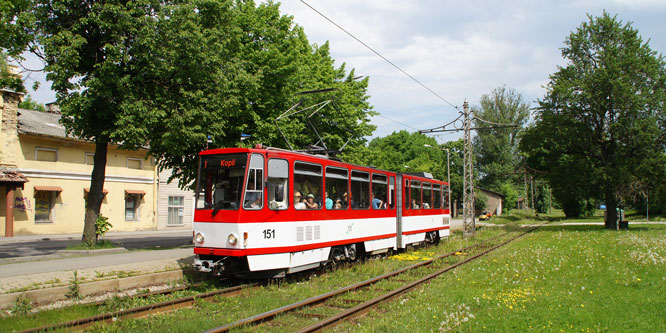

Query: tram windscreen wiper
left=211, top=200, right=232, bottom=217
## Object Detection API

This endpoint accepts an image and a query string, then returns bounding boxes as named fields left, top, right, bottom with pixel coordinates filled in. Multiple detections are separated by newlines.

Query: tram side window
left=267, top=159, right=289, bottom=210
left=433, top=184, right=442, bottom=209
left=422, top=183, right=432, bottom=209
left=351, top=170, right=369, bottom=209
left=443, top=184, right=450, bottom=210
left=404, top=179, right=410, bottom=210
left=294, top=162, right=322, bottom=210
left=371, top=174, right=388, bottom=210
left=244, top=154, right=264, bottom=210
left=326, top=167, right=348, bottom=210
left=411, top=180, right=421, bottom=209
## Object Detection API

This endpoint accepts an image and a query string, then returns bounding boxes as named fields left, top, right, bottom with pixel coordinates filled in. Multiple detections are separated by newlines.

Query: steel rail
left=19, top=284, right=255, bottom=333
left=298, top=226, right=540, bottom=332
left=205, top=231, right=515, bottom=333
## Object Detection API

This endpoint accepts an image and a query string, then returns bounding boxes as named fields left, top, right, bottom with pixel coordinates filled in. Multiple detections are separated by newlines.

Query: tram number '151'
left=263, top=229, right=276, bottom=239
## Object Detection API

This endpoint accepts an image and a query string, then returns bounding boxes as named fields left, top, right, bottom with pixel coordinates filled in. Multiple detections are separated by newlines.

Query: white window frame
left=35, top=147, right=58, bottom=162
left=85, top=152, right=95, bottom=165
left=167, top=196, right=185, bottom=225
left=127, top=157, right=143, bottom=170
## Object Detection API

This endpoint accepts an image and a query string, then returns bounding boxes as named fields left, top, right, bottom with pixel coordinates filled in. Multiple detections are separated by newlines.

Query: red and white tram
left=193, top=146, right=450, bottom=278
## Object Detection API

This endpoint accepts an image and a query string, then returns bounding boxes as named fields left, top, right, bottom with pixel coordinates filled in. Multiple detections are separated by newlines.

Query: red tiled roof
left=0, top=170, right=29, bottom=183
left=34, top=186, right=63, bottom=192
left=125, top=189, right=146, bottom=195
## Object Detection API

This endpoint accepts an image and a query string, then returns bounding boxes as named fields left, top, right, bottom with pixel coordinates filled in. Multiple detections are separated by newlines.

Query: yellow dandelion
left=581, top=304, right=584, bottom=308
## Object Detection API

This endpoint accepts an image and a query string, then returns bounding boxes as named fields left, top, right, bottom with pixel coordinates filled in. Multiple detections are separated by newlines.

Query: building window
left=127, top=158, right=142, bottom=169
left=125, top=194, right=140, bottom=221
left=35, top=191, right=56, bottom=223
left=85, top=153, right=95, bottom=165
left=167, top=196, right=185, bottom=225
left=35, top=147, right=58, bottom=162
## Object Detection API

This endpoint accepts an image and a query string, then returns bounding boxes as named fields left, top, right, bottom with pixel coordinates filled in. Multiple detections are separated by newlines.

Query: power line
left=300, top=0, right=461, bottom=112
left=372, top=113, right=421, bottom=131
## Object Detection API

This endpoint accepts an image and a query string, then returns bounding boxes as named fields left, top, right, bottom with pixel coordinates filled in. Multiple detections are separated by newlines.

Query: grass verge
left=65, top=239, right=119, bottom=250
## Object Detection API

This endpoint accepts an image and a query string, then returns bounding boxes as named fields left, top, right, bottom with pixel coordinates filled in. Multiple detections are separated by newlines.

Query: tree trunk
left=82, top=138, right=109, bottom=243
left=605, top=190, right=618, bottom=230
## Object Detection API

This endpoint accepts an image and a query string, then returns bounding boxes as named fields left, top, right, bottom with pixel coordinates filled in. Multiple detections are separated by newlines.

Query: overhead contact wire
left=300, top=0, right=461, bottom=113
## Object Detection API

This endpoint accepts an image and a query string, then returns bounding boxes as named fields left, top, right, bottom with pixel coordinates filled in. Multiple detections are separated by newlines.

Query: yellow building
left=1, top=89, right=158, bottom=236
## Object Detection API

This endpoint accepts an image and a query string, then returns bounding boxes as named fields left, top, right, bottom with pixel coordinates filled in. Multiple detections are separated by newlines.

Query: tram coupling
left=194, top=257, right=227, bottom=275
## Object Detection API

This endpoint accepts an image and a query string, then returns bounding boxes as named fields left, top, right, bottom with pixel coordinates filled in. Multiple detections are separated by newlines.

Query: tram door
left=388, top=176, right=395, bottom=209
left=395, top=174, right=403, bottom=249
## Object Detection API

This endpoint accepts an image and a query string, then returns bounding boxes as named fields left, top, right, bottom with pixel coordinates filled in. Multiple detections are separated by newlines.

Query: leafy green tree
left=472, top=85, right=530, bottom=191
left=499, top=182, right=518, bottom=212
left=521, top=12, right=666, bottom=228
left=17, top=94, right=45, bottom=111
left=474, top=191, right=488, bottom=214
left=0, top=51, right=24, bottom=92
left=4, top=0, right=374, bottom=242
left=151, top=2, right=376, bottom=187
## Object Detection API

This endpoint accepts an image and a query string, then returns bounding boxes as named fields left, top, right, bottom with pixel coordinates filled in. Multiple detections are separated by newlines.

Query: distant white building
left=156, top=168, right=194, bottom=230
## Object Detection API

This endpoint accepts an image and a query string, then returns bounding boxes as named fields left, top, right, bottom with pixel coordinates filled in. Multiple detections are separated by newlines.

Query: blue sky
left=22, top=0, right=666, bottom=143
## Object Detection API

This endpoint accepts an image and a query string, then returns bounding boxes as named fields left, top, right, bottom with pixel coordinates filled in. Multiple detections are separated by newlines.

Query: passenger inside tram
left=294, top=191, right=306, bottom=210
left=244, top=191, right=262, bottom=208
left=372, top=194, right=383, bottom=209
left=325, top=192, right=333, bottom=209
left=305, top=194, right=319, bottom=209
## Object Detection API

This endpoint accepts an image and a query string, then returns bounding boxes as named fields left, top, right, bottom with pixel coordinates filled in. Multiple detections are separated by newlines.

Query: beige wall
left=1, top=133, right=157, bottom=236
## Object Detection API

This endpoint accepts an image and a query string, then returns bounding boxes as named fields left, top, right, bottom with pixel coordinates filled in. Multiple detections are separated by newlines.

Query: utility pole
left=446, top=148, right=451, bottom=214
left=419, top=100, right=516, bottom=237
left=462, top=101, right=475, bottom=236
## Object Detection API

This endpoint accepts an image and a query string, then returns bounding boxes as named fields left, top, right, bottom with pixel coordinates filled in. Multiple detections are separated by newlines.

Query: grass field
left=2, top=216, right=664, bottom=332
left=335, top=223, right=666, bottom=332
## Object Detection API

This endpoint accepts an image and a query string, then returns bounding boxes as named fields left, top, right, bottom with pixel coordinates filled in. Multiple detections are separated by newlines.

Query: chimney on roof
left=45, top=102, right=60, bottom=114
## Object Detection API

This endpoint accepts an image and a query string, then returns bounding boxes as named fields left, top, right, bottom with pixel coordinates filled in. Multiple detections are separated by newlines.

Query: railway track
left=18, top=227, right=534, bottom=332
left=18, top=283, right=256, bottom=333
left=205, top=226, right=540, bottom=332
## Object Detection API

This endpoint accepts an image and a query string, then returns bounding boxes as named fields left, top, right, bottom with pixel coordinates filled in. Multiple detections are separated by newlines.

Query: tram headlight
left=194, top=232, right=205, bottom=245
left=228, top=233, right=238, bottom=245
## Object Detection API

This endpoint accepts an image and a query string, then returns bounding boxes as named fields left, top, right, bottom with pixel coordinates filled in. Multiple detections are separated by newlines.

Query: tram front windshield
left=196, top=154, right=248, bottom=211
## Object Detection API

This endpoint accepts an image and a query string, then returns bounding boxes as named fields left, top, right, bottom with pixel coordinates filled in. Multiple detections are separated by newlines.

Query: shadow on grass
left=529, top=224, right=657, bottom=233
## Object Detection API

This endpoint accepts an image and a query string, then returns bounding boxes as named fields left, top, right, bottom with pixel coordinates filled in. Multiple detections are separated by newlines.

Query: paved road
left=0, top=231, right=193, bottom=259
left=0, top=247, right=194, bottom=278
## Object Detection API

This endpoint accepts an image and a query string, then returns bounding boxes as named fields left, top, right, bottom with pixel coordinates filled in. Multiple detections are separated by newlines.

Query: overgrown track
left=205, top=226, right=540, bottom=332
left=18, top=283, right=256, bottom=333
